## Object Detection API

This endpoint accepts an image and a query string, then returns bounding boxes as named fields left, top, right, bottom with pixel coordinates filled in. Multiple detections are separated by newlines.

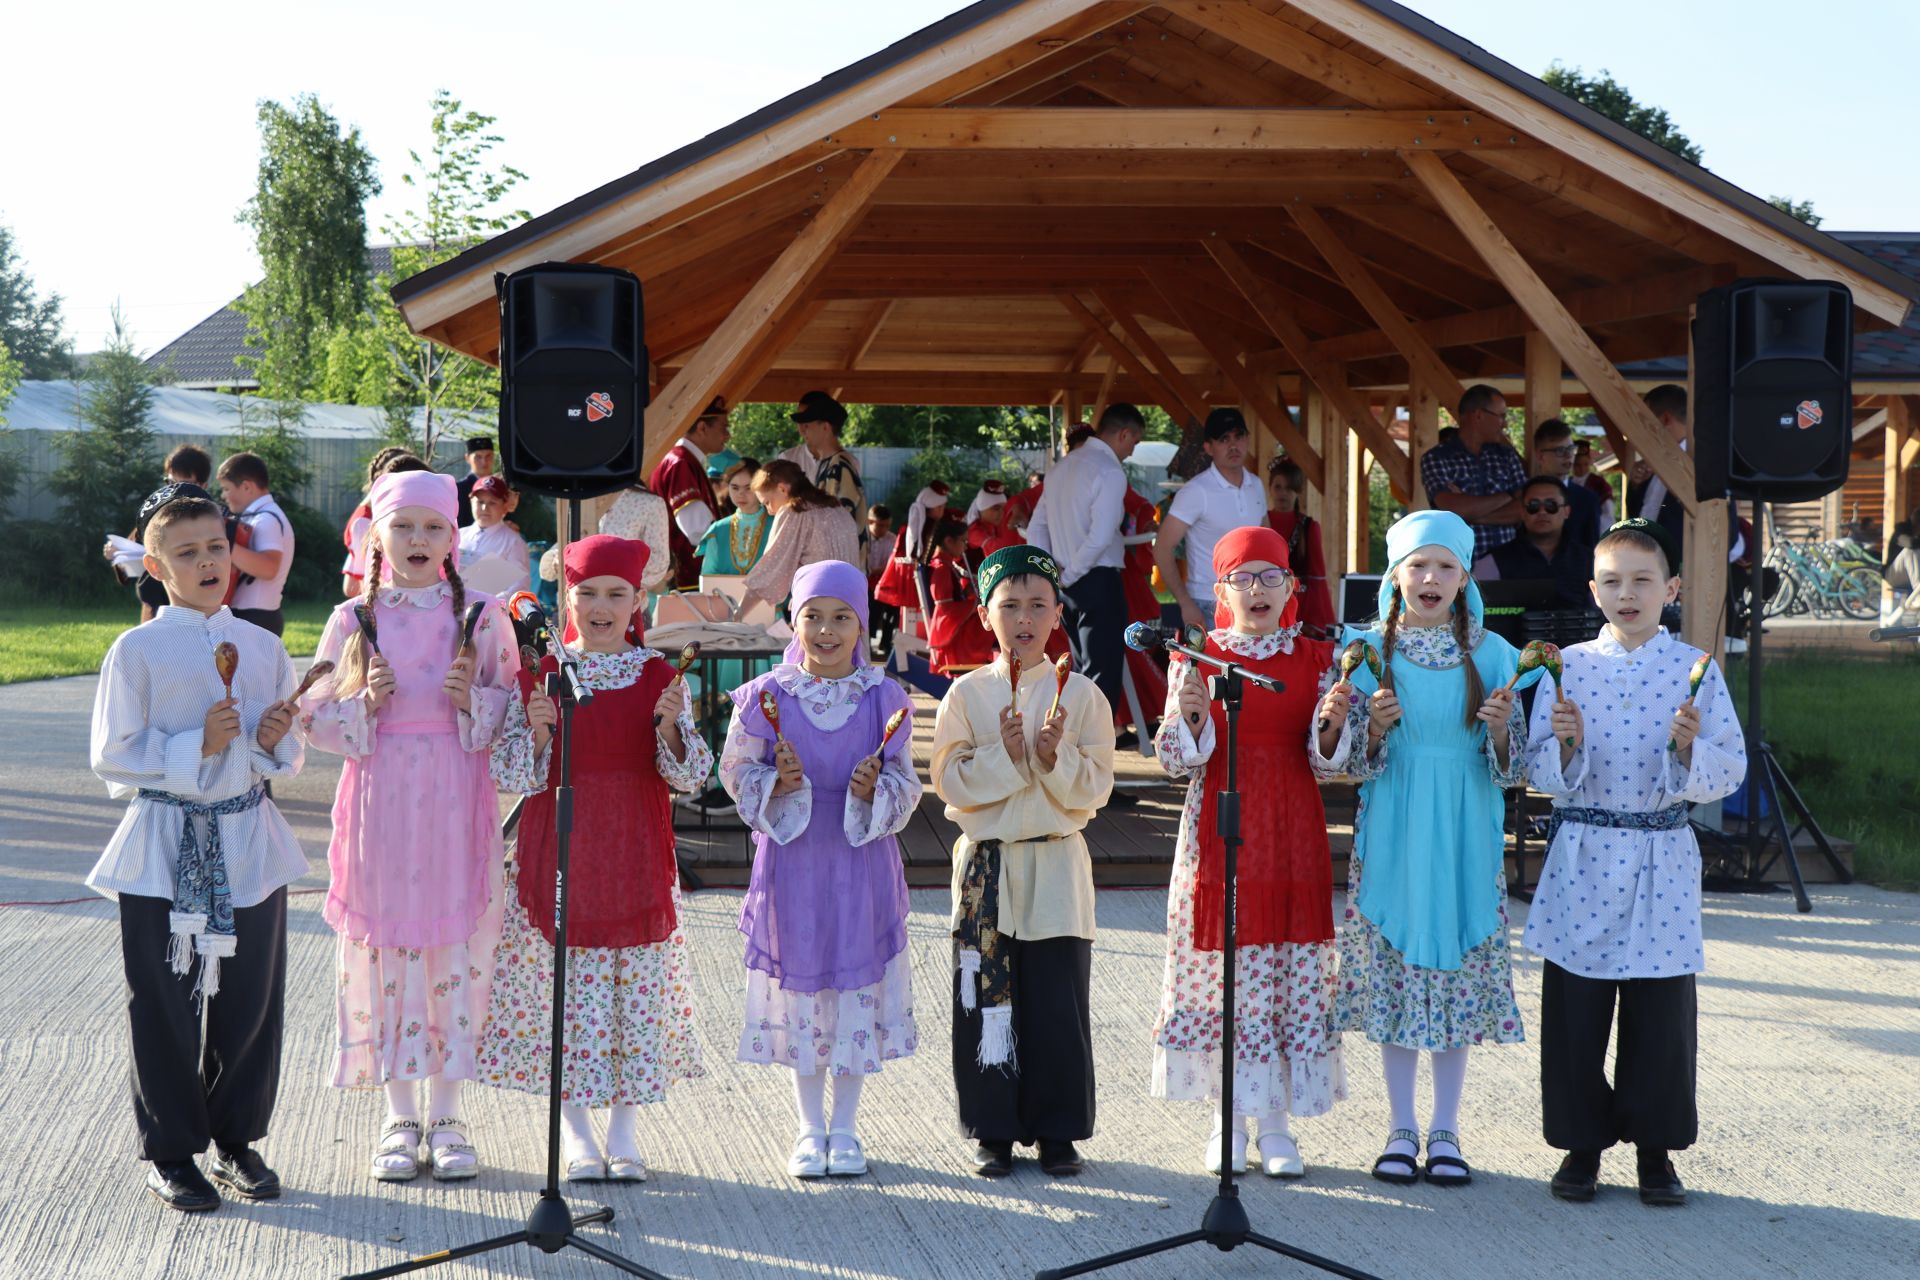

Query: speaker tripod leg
left=1755, top=745, right=1811, bottom=913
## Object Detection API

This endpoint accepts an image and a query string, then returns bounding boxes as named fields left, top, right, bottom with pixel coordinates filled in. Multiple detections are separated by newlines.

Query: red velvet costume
left=1266, top=509, right=1336, bottom=630
left=926, top=551, right=997, bottom=674
left=648, top=444, right=718, bottom=589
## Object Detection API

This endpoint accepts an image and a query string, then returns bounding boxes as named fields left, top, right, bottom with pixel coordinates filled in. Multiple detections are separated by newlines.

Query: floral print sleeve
left=719, top=703, right=811, bottom=844
left=1483, top=688, right=1529, bottom=789
left=1310, top=663, right=1386, bottom=781
left=490, top=687, right=551, bottom=795
left=656, top=695, right=712, bottom=794
left=297, top=605, right=375, bottom=760
left=845, top=739, right=921, bottom=846
left=1154, top=653, right=1215, bottom=778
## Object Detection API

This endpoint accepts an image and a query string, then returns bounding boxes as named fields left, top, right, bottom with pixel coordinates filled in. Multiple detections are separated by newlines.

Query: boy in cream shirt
left=931, top=544, right=1115, bottom=1179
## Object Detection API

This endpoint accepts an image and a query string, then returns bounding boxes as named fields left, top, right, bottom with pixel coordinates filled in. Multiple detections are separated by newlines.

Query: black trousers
left=120, top=889, right=287, bottom=1162
left=1540, top=960, right=1697, bottom=1153
left=952, top=935, right=1095, bottom=1145
left=1060, top=566, right=1126, bottom=709
left=231, top=607, right=284, bottom=637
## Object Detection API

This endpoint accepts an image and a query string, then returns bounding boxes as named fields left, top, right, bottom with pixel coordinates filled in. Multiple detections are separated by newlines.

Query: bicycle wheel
left=1763, top=568, right=1800, bottom=619
left=1837, top=567, right=1882, bottom=620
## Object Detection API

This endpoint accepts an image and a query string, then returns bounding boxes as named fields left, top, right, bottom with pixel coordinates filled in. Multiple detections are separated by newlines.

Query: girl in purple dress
left=719, top=560, right=921, bottom=1180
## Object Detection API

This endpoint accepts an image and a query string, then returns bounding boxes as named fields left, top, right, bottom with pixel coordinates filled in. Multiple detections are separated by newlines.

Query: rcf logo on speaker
left=1783, top=399, right=1823, bottom=431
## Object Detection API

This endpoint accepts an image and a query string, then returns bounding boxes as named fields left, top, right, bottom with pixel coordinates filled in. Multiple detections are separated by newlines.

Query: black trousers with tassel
left=119, top=889, right=287, bottom=1163
left=952, top=935, right=1096, bottom=1145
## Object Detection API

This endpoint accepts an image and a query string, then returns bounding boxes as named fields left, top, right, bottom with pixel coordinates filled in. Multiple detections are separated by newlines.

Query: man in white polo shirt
left=1154, top=408, right=1268, bottom=630
left=216, top=451, right=294, bottom=637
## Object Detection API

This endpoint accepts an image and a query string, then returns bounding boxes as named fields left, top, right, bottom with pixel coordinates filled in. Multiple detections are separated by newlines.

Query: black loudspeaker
left=497, top=263, right=647, bottom=500
left=1692, top=278, right=1852, bottom=503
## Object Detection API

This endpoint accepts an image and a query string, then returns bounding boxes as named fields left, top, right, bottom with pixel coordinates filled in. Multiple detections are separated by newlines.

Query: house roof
left=144, top=245, right=404, bottom=388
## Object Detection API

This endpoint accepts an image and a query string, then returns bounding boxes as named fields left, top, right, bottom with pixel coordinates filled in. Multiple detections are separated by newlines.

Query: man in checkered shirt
left=1420, top=384, right=1529, bottom=560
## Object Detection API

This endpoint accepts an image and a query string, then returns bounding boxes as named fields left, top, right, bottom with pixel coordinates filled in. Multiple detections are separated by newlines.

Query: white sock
left=385, top=1080, right=420, bottom=1122
left=1428, top=1048, right=1469, bottom=1144
left=1381, top=1045, right=1421, bottom=1158
left=1255, top=1110, right=1293, bottom=1144
left=606, top=1104, right=641, bottom=1162
left=426, top=1078, right=470, bottom=1159
left=828, top=1075, right=865, bottom=1150
left=561, top=1103, right=599, bottom=1158
left=793, top=1071, right=828, bottom=1136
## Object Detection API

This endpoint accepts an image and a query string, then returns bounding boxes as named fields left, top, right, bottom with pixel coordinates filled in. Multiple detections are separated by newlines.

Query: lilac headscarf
left=782, top=560, right=871, bottom=666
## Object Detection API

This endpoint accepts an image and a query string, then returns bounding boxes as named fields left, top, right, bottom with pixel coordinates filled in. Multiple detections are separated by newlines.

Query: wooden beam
left=832, top=108, right=1527, bottom=152
left=1889, top=397, right=1916, bottom=558
left=1089, top=353, right=1120, bottom=426
left=1408, top=379, right=1439, bottom=509
left=1091, top=289, right=1211, bottom=424
left=1145, top=273, right=1324, bottom=489
left=1156, top=0, right=1435, bottom=110
left=725, top=298, right=826, bottom=405
left=1524, top=330, right=1562, bottom=435
left=1403, top=150, right=1696, bottom=514
left=1201, top=239, right=1410, bottom=497
left=1056, top=292, right=1189, bottom=424
left=1285, top=0, right=1911, bottom=325
left=841, top=300, right=895, bottom=370
left=1289, top=204, right=1468, bottom=411
left=1682, top=308, right=1727, bottom=661
left=1851, top=406, right=1888, bottom=444
left=909, top=3, right=1146, bottom=105
left=643, top=149, right=901, bottom=469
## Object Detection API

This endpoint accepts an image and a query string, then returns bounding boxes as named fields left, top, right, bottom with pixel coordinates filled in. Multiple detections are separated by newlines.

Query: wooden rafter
left=1091, top=289, right=1211, bottom=424
left=841, top=300, right=895, bottom=370
left=1403, top=149, right=1695, bottom=513
left=643, top=148, right=902, bottom=468
left=1156, top=0, right=1435, bottom=110
left=1288, top=204, right=1468, bottom=411
left=1145, top=271, right=1324, bottom=486
left=832, top=107, right=1530, bottom=152
left=1055, top=292, right=1189, bottom=424
left=1202, top=240, right=1410, bottom=497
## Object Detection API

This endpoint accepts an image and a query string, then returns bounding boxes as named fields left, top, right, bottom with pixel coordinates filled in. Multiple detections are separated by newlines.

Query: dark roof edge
left=391, top=0, right=1031, bottom=307
left=1350, top=0, right=1920, bottom=312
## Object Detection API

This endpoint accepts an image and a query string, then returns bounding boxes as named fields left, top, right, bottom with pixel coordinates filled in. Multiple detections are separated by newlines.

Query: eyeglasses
left=1540, top=445, right=1578, bottom=458
left=1524, top=499, right=1565, bottom=514
left=1222, top=568, right=1292, bottom=591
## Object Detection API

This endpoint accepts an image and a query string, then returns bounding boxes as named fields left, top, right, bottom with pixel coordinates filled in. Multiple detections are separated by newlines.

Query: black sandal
left=1423, top=1129, right=1472, bottom=1186
left=1370, top=1128, right=1420, bottom=1185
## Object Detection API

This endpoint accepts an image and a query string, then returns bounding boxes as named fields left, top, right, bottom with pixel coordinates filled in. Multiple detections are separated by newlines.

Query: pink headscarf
left=368, top=470, right=463, bottom=574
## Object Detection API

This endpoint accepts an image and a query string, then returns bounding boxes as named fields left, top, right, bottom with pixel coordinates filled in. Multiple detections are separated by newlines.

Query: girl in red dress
left=1265, top=457, right=1336, bottom=631
left=925, top=519, right=996, bottom=675
left=1148, top=525, right=1346, bottom=1179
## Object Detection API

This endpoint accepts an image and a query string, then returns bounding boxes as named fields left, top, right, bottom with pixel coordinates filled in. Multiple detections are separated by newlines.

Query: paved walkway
left=2, top=673, right=1917, bottom=1279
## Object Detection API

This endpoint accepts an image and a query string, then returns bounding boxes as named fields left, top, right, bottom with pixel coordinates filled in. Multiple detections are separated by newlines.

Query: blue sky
left=3, top=0, right=1911, bottom=354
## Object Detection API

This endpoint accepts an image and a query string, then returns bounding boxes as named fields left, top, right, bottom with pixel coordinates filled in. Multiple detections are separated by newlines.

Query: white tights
left=1380, top=1045, right=1470, bottom=1161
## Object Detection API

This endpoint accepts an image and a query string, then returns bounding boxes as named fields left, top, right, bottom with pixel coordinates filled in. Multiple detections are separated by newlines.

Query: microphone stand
left=347, top=502, right=666, bottom=1280
left=1039, top=632, right=1378, bottom=1280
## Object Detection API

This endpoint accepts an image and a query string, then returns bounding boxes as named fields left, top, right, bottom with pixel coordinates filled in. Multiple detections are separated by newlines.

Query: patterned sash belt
left=1547, top=801, right=1688, bottom=849
left=137, top=784, right=265, bottom=1003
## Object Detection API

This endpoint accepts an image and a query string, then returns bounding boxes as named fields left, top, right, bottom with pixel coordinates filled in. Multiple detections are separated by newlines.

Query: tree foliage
left=1542, top=62, right=1703, bottom=164
left=0, top=221, right=75, bottom=380
left=235, top=94, right=382, bottom=398
left=0, top=335, right=22, bottom=503
left=1766, top=195, right=1823, bottom=227
left=51, top=308, right=157, bottom=537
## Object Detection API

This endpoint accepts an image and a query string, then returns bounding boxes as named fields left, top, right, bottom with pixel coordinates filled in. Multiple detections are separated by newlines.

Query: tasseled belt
left=137, top=784, right=264, bottom=1005
left=952, top=833, right=1063, bottom=1071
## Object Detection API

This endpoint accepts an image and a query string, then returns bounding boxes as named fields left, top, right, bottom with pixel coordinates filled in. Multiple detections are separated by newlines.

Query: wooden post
left=1350, top=406, right=1374, bottom=573
left=1681, top=307, right=1728, bottom=662
left=1409, top=380, right=1439, bottom=511
left=1524, top=330, right=1562, bottom=435
left=1889, top=397, right=1916, bottom=558
left=1314, top=386, right=1351, bottom=592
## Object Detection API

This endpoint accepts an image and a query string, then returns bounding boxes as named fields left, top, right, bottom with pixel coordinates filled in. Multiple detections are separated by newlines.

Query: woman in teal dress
left=696, top=459, right=772, bottom=576
left=1310, top=509, right=1542, bottom=1189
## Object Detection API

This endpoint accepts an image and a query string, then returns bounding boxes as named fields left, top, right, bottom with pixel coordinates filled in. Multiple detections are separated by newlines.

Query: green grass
left=0, top=599, right=335, bottom=685
left=1728, top=648, right=1920, bottom=890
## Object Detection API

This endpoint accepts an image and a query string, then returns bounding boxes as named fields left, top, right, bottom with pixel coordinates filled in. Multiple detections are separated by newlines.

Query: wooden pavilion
left=391, top=0, right=1919, bottom=658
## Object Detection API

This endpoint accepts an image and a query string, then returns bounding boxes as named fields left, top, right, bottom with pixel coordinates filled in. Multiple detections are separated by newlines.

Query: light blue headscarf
left=1377, top=509, right=1484, bottom=625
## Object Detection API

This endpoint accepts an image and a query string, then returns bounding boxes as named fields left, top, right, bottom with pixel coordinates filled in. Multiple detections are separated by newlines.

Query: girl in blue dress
left=1311, top=510, right=1542, bottom=1188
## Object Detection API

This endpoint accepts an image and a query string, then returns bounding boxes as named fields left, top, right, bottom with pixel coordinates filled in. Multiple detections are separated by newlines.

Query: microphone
left=1123, top=621, right=1207, bottom=653
left=507, top=591, right=593, bottom=705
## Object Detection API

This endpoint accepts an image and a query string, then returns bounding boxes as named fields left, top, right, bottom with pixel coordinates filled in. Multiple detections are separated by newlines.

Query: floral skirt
left=1334, top=835, right=1524, bottom=1051
left=738, top=950, right=917, bottom=1077
left=1152, top=941, right=1348, bottom=1117
left=476, top=869, right=704, bottom=1107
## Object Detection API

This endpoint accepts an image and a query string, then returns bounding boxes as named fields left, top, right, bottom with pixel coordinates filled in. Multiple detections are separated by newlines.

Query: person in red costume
left=965, top=479, right=1018, bottom=562
left=478, top=534, right=714, bottom=1183
left=1147, top=524, right=1345, bottom=1180
left=925, top=519, right=997, bottom=674
left=1265, top=456, right=1336, bottom=631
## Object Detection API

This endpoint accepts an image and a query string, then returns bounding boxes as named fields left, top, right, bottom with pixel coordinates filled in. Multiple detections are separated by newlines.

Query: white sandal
left=787, top=1128, right=828, bottom=1179
left=426, top=1116, right=480, bottom=1181
left=371, top=1117, right=423, bottom=1182
left=1203, top=1126, right=1248, bottom=1176
left=826, top=1129, right=868, bottom=1177
left=1256, top=1132, right=1306, bottom=1179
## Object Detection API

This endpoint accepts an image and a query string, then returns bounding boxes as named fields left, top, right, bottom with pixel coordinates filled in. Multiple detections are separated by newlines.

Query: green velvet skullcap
left=977, top=544, right=1061, bottom=603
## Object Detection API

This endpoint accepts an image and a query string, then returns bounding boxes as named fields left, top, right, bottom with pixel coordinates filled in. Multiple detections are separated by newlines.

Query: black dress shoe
left=1550, top=1150, right=1600, bottom=1202
left=972, top=1141, right=1014, bottom=1178
left=209, top=1145, right=281, bottom=1200
left=147, top=1161, right=220, bottom=1213
left=1038, top=1140, right=1084, bottom=1177
left=1636, top=1149, right=1687, bottom=1206
left=1113, top=731, right=1139, bottom=751
left=1105, top=790, right=1138, bottom=810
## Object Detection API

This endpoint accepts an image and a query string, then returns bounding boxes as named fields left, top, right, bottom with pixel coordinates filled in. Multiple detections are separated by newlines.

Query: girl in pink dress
left=298, top=470, right=518, bottom=1183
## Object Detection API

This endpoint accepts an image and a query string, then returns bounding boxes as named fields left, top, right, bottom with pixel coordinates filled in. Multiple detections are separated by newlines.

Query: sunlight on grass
left=0, top=600, right=333, bottom=684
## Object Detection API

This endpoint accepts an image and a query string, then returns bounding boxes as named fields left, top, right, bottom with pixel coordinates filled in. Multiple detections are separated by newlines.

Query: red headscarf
left=562, top=534, right=652, bottom=645
left=1209, top=525, right=1298, bottom=630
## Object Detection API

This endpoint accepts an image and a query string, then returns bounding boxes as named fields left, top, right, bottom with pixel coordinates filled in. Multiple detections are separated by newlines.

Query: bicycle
left=1761, top=522, right=1882, bottom=620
